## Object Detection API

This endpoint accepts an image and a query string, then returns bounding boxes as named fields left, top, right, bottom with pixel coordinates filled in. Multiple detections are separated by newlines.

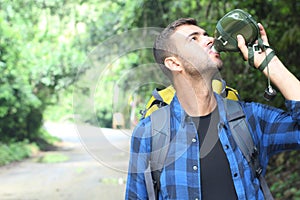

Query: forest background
left=0, top=0, right=299, bottom=199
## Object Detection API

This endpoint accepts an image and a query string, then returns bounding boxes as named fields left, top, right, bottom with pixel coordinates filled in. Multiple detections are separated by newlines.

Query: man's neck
left=174, top=77, right=217, bottom=117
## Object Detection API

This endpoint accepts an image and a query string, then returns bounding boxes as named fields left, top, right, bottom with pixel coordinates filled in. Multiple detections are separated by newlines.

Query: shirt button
left=192, top=138, right=197, bottom=143
left=224, top=144, right=229, bottom=149
left=193, top=165, right=198, bottom=171
left=195, top=198, right=199, bottom=200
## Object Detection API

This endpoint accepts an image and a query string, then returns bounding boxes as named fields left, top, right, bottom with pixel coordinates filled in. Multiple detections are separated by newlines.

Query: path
left=0, top=122, right=132, bottom=200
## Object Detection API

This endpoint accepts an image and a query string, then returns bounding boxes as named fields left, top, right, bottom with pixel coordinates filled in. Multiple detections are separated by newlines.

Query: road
left=0, top=122, right=132, bottom=200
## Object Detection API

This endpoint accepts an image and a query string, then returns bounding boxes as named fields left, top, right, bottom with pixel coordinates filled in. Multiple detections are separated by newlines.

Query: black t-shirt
left=192, top=107, right=237, bottom=200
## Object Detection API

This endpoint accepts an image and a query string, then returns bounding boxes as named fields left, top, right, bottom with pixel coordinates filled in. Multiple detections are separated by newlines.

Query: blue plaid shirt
left=125, top=94, right=300, bottom=200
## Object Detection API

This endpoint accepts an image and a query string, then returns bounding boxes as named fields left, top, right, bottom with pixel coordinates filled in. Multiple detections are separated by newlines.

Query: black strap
left=248, top=38, right=265, bottom=68
left=248, top=45, right=255, bottom=67
left=224, top=99, right=274, bottom=200
left=259, top=175, right=275, bottom=200
left=258, top=50, right=276, bottom=72
left=149, top=100, right=167, bottom=110
left=248, top=38, right=275, bottom=72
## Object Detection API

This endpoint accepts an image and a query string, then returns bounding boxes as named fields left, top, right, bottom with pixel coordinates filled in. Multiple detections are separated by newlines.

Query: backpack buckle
left=252, top=44, right=262, bottom=53
left=255, top=167, right=262, bottom=177
left=158, top=101, right=167, bottom=108
left=252, top=146, right=258, bottom=158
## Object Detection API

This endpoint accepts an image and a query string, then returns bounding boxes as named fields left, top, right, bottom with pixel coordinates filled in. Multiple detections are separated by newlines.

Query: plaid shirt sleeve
left=242, top=100, right=300, bottom=169
left=286, top=100, right=300, bottom=121
left=125, top=118, right=151, bottom=200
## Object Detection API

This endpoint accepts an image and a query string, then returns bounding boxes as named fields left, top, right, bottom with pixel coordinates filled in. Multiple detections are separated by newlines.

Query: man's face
left=170, top=24, right=223, bottom=76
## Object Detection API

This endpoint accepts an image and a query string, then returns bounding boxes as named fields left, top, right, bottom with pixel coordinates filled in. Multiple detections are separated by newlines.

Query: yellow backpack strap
left=212, top=79, right=240, bottom=101
left=225, top=86, right=240, bottom=101
left=142, top=80, right=240, bottom=118
left=212, top=79, right=226, bottom=97
left=157, top=85, right=175, bottom=105
left=143, top=86, right=175, bottom=118
left=144, top=104, right=160, bottom=118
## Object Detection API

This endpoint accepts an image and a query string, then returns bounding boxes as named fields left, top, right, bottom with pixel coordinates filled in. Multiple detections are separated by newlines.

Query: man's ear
left=164, top=56, right=182, bottom=72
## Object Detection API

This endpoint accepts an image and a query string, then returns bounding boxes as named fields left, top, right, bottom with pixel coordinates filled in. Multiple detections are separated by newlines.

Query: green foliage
left=267, top=151, right=300, bottom=199
left=0, top=140, right=37, bottom=166
left=0, top=0, right=87, bottom=142
left=33, top=128, right=61, bottom=151
left=41, top=0, right=300, bottom=127
left=0, top=10, right=42, bottom=142
left=0, top=129, right=60, bottom=166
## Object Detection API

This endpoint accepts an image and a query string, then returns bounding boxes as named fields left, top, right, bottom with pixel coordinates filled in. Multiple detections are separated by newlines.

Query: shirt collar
left=170, top=93, right=228, bottom=126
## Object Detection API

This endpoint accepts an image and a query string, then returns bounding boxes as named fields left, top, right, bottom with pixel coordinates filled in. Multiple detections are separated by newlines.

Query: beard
left=180, top=54, right=222, bottom=80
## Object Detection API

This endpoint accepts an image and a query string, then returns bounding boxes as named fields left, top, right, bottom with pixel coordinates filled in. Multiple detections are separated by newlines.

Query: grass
left=37, top=153, right=69, bottom=163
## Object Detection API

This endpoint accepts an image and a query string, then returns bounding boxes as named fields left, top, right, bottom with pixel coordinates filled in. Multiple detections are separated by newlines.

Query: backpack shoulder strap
left=144, top=105, right=171, bottom=200
left=224, top=99, right=255, bottom=162
left=150, top=105, right=171, bottom=171
left=223, top=98, right=274, bottom=200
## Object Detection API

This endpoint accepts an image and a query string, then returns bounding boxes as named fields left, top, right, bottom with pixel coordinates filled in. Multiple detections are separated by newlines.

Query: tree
left=0, top=0, right=87, bottom=141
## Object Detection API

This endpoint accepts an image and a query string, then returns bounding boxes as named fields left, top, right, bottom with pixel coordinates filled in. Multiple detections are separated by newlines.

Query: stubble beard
left=183, top=56, right=222, bottom=82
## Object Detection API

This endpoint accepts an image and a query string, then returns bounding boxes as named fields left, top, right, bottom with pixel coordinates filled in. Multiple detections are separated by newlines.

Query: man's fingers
left=258, top=23, right=269, bottom=45
left=237, top=34, right=248, bottom=60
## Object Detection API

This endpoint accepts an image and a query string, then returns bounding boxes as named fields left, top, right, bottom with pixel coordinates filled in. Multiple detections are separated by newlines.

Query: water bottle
left=212, top=9, right=259, bottom=53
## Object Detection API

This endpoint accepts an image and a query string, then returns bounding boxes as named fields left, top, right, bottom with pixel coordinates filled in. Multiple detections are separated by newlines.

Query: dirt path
left=0, top=122, right=131, bottom=200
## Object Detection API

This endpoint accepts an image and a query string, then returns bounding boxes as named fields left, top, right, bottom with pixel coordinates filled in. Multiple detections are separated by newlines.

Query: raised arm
left=237, top=23, right=300, bottom=101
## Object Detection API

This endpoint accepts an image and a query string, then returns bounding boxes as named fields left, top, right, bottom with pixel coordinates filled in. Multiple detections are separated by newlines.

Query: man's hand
left=237, top=23, right=274, bottom=69
left=237, top=23, right=300, bottom=101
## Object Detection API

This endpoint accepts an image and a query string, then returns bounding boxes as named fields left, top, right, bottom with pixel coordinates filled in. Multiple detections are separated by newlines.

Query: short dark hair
left=153, top=18, right=198, bottom=80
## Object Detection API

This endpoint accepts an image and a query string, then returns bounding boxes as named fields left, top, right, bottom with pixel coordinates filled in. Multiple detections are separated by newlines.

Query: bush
left=0, top=140, right=38, bottom=166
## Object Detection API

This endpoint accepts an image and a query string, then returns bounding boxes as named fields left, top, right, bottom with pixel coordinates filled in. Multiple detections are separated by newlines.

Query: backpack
left=140, top=79, right=240, bottom=119
left=142, top=81, right=274, bottom=200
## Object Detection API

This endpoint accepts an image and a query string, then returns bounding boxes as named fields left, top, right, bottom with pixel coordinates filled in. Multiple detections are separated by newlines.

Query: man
left=125, top=18, right=300, bottom=199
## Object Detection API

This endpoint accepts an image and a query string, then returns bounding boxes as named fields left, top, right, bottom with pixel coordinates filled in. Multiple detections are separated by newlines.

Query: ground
left=0, top=122, right=131, bottom=200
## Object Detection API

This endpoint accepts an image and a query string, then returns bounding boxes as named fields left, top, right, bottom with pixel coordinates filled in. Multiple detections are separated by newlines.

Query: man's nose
left=205, top=36, right=214, bottom=46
